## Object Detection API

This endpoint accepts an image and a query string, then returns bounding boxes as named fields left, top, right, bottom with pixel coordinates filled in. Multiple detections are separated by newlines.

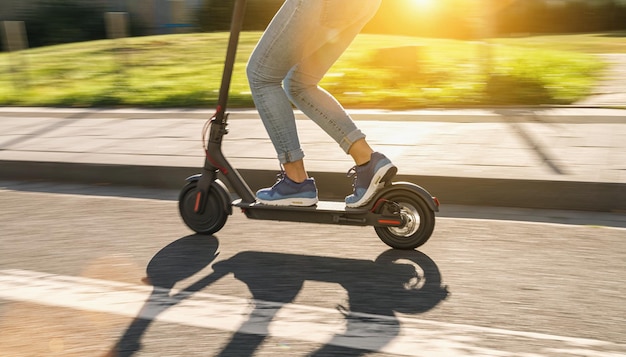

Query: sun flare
left=410, top=0, right=436, bottom=10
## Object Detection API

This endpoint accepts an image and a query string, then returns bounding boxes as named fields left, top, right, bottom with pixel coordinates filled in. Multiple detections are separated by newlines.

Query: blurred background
left=2, top=0, right=626, bottom=46
left=1, top=0, right=625, bottom=108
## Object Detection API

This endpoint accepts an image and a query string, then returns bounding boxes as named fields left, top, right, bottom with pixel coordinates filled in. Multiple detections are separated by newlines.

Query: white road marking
left=0, top=269, right=624, bottom=357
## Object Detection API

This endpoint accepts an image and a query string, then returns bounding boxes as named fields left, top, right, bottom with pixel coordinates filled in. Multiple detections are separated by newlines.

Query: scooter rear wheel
left=374, top=191, right=435, bottom=250
left=179, top=181, right=228, bottom=235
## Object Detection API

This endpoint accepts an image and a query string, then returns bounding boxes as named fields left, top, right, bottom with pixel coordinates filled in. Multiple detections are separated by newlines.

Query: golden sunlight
left=410, top=0, right=436, bottom=10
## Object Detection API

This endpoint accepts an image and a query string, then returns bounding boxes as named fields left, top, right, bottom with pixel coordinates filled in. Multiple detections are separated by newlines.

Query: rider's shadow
left=107, top=235, right=449, bottom=357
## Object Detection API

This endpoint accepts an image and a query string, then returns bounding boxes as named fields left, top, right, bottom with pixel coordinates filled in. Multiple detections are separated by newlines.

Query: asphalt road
left=0, top=181, right=625, bottom=357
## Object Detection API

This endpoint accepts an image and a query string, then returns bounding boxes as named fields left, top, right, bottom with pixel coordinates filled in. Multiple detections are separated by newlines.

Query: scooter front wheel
left=374, top=191, right=435, bottom=250
left=179, top=181, right=229, bottom=235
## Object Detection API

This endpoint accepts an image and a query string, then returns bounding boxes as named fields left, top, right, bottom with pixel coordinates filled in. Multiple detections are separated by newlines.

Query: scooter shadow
left=105, top=234, right=448, bottom=357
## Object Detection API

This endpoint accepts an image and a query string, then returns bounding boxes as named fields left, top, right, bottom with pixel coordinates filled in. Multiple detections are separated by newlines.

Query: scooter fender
left=185, top=174, right=233, bottom=215
left=370, top=181, right=439, bottom=212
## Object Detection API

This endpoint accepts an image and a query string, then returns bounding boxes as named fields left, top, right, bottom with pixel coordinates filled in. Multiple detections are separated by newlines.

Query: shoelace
left=274, top=170, right=287, bottom=185
left=346, top=166, right=358, bottom=189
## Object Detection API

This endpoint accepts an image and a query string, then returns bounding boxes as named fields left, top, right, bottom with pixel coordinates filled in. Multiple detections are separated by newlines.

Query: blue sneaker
left=345, top=152, right=397, bottom=208
left=256, top=174, right=318, bottom=206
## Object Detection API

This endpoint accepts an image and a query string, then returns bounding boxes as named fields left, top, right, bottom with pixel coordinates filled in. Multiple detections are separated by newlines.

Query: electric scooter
left=178, top=0, right=440, bottom=250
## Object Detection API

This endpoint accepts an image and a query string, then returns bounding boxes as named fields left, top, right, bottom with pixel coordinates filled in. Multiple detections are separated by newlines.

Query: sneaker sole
left=257, top=197, right=319, bottom=207
left=346, top=163, right=397, bottom=208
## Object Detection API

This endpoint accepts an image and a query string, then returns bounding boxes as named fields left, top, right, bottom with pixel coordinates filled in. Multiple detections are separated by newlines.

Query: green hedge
left=17, top=0, right=107, bottom=48
left=195, top=0, right=283, bottom=32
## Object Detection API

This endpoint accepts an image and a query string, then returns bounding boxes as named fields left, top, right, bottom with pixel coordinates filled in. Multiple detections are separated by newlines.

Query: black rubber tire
left=374, top=191, right=436, bottom=250
left=178, top=181, right=228, bottom=235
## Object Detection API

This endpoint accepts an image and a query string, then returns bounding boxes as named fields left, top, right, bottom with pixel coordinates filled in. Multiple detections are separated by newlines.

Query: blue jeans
left=246, top=0, right=382, bottom=164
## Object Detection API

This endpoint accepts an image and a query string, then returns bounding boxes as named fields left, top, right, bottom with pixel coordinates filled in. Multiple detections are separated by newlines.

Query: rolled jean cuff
left=278, top=148, right=305, bottom=164
left=340, top=129, right=366, bottom=154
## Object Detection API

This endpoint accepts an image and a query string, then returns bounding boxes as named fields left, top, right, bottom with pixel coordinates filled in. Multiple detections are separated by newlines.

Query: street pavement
left=1, top=106, right=624, bottom=212
left=1, top=185, right=625, bottom=356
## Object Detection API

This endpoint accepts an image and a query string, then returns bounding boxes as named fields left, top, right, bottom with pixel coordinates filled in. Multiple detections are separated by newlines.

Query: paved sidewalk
left=0, top=107, right=625, bottom=212
left=576, top=54, right=626, bottom=108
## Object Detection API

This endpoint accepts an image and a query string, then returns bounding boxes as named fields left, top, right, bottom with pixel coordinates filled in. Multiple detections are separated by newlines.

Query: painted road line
left=0, top=269, right=624, bottom=357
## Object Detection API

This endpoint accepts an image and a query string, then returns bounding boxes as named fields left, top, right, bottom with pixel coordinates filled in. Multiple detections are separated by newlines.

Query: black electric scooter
left=178, top=0, right=439, bottom=249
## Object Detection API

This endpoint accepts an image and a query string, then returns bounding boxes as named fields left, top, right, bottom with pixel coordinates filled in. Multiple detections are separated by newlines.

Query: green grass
left=492, top=31, right=626, bottom=54
left=0, top=31, right=617, bottom=108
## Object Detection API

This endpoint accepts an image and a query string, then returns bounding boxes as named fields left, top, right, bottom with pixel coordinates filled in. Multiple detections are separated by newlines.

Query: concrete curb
left=2, top=159, right=624, bottom=213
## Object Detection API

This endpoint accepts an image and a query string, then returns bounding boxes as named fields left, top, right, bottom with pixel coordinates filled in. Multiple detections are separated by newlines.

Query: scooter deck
left=232, top=199, right=395, bottom=227
left=234, top=199, right=364, bottom=212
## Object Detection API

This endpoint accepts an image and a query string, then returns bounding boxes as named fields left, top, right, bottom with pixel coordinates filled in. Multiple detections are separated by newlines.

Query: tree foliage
left=11, top=0, right=626, bottom=49
left=364, top=0, right=626, bottom=38
left=495, top=0, right=626, bottom=34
